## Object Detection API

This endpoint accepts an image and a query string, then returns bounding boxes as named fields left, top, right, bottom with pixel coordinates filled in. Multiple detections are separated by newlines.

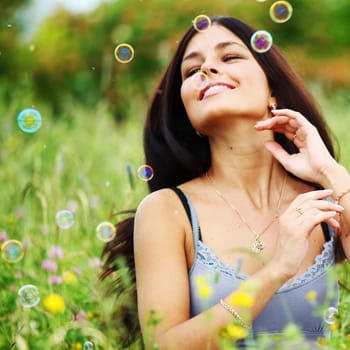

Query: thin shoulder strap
left=170, top=187, right=202, bottom=241
left=321, top=222, right=331, bottom=242
left=322, top=196, right=334, bottom=242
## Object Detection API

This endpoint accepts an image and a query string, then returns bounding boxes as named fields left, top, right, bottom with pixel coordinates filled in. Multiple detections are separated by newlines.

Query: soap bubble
left=250, top=30, right=273, bottom=53
left=17, top=108, right=42, bottom=133
left=55, top=210, right=74, bottom=229
left=114, top=43, right=134, bottom=63
left=83, top=341, right=94, bottom=350
left=18, top=284, right=40, bottom=308
left=324, top=306, right=338, bottom=325
left=1, top=239, right=25, bottom=263
left=192, top=15, right=211, bottom=32
left=191, top=71, right=209, bottom=90
left=270, top=1, right=293, bottom=23
left=137, top=165, right=154, bottom=181
left=96, top=222, right=116, bottom=242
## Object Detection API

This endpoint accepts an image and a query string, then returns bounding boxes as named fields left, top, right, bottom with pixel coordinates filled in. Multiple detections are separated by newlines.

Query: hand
left=254, top=108, right=338, bottom=185
left=273, top=189, right=343, bottom=279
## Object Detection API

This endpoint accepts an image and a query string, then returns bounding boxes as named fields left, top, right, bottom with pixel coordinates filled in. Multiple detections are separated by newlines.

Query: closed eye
left=184, top=67, right=201, bottom=79
left=223, top=55, right=242, bottom=62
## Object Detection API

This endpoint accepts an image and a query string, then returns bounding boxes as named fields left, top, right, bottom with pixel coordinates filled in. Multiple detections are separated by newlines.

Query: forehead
left=183, top=24, right=247, bottom=56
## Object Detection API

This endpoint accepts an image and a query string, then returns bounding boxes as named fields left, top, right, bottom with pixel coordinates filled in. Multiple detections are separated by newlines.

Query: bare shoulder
left=134, top=188, right=189, bottom=244
left=136, top=188, right=182, bottom=220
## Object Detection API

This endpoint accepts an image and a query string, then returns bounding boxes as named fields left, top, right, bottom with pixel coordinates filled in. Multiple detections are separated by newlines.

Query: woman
left=102, top=16, right=350, bottom=349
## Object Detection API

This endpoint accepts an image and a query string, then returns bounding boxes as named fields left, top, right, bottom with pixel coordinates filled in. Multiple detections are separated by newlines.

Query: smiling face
left=180, top=24, right=275, bottom=135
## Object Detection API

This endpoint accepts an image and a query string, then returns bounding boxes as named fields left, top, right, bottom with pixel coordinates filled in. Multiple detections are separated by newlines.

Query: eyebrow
left=182, top=41, right=247, bottom=63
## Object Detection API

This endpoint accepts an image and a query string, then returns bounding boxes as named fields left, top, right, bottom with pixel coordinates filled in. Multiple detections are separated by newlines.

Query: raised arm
left=255, top=108, right=350, bottom=259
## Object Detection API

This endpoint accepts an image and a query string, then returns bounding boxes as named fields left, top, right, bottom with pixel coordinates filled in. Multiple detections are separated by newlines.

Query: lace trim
left=196, top=237, right=335, bottom=292
left=280, top=238, right=334, bottom=292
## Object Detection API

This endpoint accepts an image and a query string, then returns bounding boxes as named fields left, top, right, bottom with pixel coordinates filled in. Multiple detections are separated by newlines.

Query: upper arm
left=134, top=189, right=192, bottom=336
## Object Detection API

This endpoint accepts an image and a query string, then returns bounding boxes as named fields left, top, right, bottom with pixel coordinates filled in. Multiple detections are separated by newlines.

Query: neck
left=207, top=156, right=286, bottom=210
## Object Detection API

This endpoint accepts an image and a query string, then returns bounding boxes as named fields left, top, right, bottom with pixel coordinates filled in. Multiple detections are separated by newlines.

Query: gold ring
left=296, top=207, right=303, bottom=215
left=293, top=134, right=297, bottom=140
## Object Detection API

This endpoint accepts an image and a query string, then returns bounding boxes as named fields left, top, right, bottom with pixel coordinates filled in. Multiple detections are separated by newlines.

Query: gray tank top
left=173, top=188, right=339, bottom=347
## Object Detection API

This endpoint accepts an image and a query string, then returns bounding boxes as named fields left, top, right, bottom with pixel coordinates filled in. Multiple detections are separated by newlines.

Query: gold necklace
left=206, top=171, right=287, bottom=254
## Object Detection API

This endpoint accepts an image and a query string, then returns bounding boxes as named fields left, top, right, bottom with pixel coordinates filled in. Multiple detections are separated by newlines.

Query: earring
left=196, top=130, right=205, bottom=138
left=269, top=102, right=277, bottom=110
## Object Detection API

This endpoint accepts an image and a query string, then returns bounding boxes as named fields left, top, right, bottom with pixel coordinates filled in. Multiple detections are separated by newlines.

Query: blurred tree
left=3, top=0, right=350, bottom=119
left=0, top=0, right=32, bottom=103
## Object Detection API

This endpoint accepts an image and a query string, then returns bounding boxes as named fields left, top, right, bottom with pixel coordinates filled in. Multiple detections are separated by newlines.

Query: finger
left=295, top=189, right=334, bottom=203
left=295, top=210, right=338, bottom=234
left=271, top=109, right=305, bottom=122
left=271, top=109, right=315, bottom=135
left=255, top=116, right=300, bottom=143
left=325, top=217, right=340, bottom=229
left=255, top=116, right=290, bottom=129
left=309, top=200, right=344, bottom=213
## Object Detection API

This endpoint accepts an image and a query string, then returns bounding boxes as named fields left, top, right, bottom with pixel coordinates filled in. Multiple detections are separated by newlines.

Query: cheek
left=245, top=70, right=271, bottom=100
left=180, top=81, right=194, bottom=111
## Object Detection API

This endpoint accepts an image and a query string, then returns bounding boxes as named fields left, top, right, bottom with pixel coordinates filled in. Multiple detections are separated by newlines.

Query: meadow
left=0, top=83, right=350, bottom=349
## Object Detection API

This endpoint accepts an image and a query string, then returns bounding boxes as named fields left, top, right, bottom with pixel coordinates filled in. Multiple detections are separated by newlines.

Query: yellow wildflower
left=229, top=291, right=254, bottom=308
left=306, top=290, right=317, bottom=302
left=71, top=343, right=82, bottom=350
left=316, top=337, right=329, bottom=346
left=87, top=311, right=95, bottom=320
left=330, top=322, right=339, bottom=331
left=43, top=293, right=65, bottom=313
left=195, top=275, right=213, bottom=299
left=62, top=270, right=77, bottom=284
left=221, top=324, right=248, bottom=340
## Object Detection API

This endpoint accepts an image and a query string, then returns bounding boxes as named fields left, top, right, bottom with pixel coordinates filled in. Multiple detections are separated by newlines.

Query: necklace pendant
left=251, top=235, right=264, bottom=254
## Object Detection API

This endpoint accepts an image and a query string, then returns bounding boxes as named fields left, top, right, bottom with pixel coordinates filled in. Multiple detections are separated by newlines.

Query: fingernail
left=335, top=204, right=344, bottom=211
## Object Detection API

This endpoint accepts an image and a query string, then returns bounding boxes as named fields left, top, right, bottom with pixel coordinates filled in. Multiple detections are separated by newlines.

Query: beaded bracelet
left=219, top=299, right=251, bottom=329
left=334, top=188, right=350, bottom=204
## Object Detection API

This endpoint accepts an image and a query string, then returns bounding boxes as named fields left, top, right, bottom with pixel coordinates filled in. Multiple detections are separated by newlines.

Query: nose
left=201, top=61, right=219, bottom=76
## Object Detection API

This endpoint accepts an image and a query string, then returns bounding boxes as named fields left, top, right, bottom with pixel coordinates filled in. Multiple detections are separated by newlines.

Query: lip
left=199, top=82, right=236, bottom=100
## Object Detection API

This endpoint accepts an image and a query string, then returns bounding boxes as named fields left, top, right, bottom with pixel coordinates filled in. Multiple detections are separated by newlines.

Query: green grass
left=0, top=85, right=349, bottom=349
left=0, top=98, right=148, bottom=349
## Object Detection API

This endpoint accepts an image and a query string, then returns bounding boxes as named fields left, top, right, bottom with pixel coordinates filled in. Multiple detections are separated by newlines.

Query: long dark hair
left=101, top=16, right=337, bottom=346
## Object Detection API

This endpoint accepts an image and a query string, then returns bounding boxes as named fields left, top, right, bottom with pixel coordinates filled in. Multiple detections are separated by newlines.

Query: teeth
left=204, top=85, right=230, bottom=98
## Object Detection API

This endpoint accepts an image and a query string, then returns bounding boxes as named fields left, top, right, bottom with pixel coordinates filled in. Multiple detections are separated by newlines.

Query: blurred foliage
left=0, top=0, right=31, bottom=84
left=1, top=0, right=350, bottom=119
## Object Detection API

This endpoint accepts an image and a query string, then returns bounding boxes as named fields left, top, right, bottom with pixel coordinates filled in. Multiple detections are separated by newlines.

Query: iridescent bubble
left=137, top=164, right=154, bottom=181
left=270, top=1, right=293, bottom=23
left=55, top=210, right=74, bottom=229
left=114, top=43, right=134, bottom=63
left=191, top=71, right=209, bottom=90
left=192, top=15, right=211, bottom=32
left=83, top=341, right=94, bottom=350
left=17, top=284, right=40, bottom=308
left=1, top=239, right=25, bottom=263
left=17, top=108, right=42, bottom=133
left=324, top=306, right=338, bottom=325
left=96, top=222, right=116, bottom=242
left=250, top=30, right=273, bottom=53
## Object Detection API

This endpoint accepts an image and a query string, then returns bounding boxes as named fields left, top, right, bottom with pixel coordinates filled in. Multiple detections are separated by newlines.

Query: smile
left=200, top=83, right=235, bottom=100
